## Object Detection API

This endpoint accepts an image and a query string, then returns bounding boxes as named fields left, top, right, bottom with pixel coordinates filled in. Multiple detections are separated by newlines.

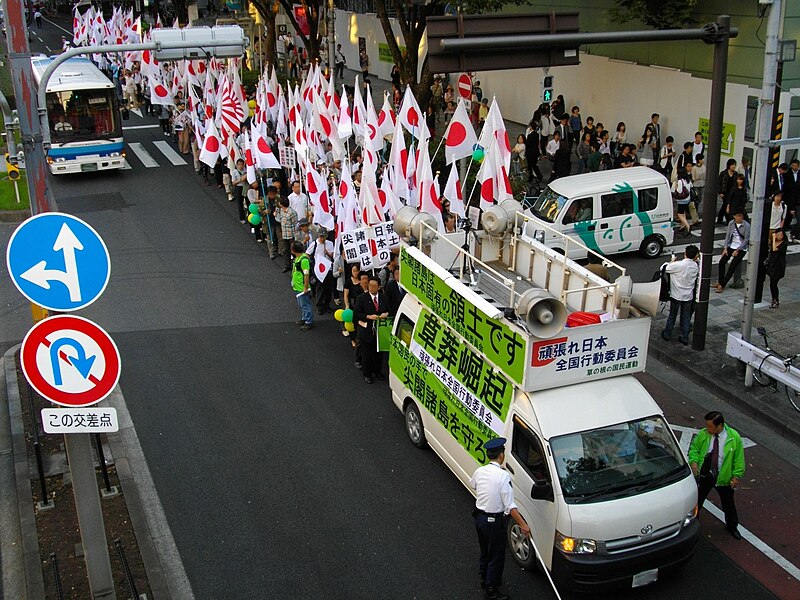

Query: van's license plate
left=632, top=569, right=658, bottom=588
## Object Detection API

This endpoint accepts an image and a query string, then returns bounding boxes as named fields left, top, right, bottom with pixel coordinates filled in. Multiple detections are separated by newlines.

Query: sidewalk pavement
left=649, top=266, right=800, bottom=446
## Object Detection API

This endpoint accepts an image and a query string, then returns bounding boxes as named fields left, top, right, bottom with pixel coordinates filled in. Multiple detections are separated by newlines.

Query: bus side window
left=394, top=313, right=415, bottom=347
left=512, top=418, right=552, bottom=487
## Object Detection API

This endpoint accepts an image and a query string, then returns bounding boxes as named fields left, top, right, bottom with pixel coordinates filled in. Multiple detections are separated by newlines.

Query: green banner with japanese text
left=399, top=246, right=526, bottom=384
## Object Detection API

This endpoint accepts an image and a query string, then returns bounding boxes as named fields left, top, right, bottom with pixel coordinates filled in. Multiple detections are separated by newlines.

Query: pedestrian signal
left=5, top=154, right=20, bottom=181
left=542, top=75, right=554, bottom=103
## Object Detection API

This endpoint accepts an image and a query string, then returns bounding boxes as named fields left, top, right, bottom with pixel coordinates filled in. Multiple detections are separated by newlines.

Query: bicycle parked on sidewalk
left=752, top=326, right=800, bottom=412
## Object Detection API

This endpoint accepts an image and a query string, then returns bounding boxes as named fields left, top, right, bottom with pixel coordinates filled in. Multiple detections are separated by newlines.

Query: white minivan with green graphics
left=525, top=167, right=674, bottom=259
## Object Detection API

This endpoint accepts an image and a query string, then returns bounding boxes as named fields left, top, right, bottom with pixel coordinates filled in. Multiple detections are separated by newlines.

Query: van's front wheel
left=507, top=520, right=537, bottom=570
left=639, top=235, right=665, bottom=259
left=405, top=402, right=427, bottom=448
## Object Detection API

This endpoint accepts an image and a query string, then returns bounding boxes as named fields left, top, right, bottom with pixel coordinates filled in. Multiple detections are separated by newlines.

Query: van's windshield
left=530, top=187, right=567, bottom=223
left=550, top=416, right=688, bottom=504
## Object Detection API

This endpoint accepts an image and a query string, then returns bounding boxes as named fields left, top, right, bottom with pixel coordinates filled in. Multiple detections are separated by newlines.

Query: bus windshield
left=47, top=89, right=120, bottom=142
left=530, top=187, right=568, bottom=223
left=550, top=416, right=689, bottom=504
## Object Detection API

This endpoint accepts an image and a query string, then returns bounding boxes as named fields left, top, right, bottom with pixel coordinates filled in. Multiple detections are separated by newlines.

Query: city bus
left=31, top=55, right=125, bottom=174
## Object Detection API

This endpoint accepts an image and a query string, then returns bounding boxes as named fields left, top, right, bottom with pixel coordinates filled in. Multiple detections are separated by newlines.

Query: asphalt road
left=0, top=24, right=792, bottom=599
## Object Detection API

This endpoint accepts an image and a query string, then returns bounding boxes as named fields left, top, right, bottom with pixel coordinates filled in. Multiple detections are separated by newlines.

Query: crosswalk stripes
left=152, top=141, right=188, bottom=166
left=124, top=141, right=190, bottom=169
left=128, top=142, right=160, bottom=168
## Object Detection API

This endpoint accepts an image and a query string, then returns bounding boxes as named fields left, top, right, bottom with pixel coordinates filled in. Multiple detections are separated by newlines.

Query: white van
left=525, top=167, right=674, bottom=259
left=389, top=224, right=698, bottom=593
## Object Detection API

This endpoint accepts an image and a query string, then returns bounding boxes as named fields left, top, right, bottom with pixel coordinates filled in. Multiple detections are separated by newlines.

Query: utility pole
left=692, top=14, right=733, bottom=351
left=3, top=0, right=56, bottom=216
left=741, top=0, right=783, bottom=385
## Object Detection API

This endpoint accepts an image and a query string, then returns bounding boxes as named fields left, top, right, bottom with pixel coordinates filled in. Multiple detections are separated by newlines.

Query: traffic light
left=542, top=75, right=554, bottom=103
left=5, top=154, right=20, bottom=181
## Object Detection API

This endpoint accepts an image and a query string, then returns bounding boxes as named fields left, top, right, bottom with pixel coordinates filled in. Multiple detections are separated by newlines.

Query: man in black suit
left=354, top=277, right=389, bottom=384
left=383, top=267, right=405, bottom=316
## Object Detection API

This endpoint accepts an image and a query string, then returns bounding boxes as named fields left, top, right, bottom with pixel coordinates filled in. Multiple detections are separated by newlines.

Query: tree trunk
left=251, top=0, right=280, bottom=69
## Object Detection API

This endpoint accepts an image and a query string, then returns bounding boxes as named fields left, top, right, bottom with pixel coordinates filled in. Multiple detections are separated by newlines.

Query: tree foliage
left=375, top=0, right=530, bottom=110
left=609, top=0, right=698, bottom=30
left=249, top=0, right=281, bottom=69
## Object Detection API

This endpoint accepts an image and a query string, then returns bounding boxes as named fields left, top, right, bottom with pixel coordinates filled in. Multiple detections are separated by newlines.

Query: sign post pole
left=64, top=433, right=116, bottom=599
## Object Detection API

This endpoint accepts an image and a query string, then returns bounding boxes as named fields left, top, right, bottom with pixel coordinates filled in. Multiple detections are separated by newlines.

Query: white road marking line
left=703, top=502, right=800, bottom=582
left=127, top=142, right=159, bottom=168
left=43, top=17, right=72, bottom=35
left=130, top=108, right=143, bottom=118
left=122, top=124, right=161, bottom=130
left=153, top=140, right=187, bottom=166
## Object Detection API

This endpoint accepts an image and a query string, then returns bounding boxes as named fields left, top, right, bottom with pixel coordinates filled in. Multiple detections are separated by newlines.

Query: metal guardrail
left=726, top=331, right=800, bottom=392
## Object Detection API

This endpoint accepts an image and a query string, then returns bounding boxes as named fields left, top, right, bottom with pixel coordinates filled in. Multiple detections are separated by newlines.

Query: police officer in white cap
left=469, top=438, right=531, bottom=600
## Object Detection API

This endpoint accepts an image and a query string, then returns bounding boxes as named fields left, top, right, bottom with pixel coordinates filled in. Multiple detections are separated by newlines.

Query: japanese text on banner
left=390, top=336, right=492, bottom=465
left=399, top=247, right=526, bottom=384
left=414, top=309, right=513, bottom=423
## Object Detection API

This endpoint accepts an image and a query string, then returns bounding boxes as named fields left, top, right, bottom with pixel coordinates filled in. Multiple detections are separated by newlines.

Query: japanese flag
left=149, top=69, right=174, bottom=106
left=478, top=98, right=512, bottom=171
left=377, top=95, right=396, bottom=142
left=337, top=86, right=353, bottom=141
left=252, top=124, right=281, bottom=169
left=416, top=140, right=443, bottom=231
left=398, top=86, right=430, bottom=142
left=443, top=164, right=466, bottom=218
left=444, top=100, right=478, bottom=164
left=306, top=167, right=335, bottom=231
left=199, top=118, right=222, bottom=168
left=314, top=256, right=332, bottom=282
left=477, top=146, right=497, bottom=211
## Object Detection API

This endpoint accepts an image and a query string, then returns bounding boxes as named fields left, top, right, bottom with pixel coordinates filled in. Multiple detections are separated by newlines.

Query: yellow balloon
left=334, top=309, right=345, bottom=322
left=344, top=321, right=356, bottom=332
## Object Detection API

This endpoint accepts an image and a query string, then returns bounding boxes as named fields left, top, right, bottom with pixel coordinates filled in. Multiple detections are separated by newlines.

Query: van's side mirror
left=531, top=479, right=553, bottom=501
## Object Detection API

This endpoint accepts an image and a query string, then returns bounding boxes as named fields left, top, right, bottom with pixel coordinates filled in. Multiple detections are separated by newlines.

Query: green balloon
left=472, top=147, right=485, bottom=162
left=249, top=203, right=260, bottom=214
left=342, top=309, right=354, bottom=323
left=248, top=213, right=262, bottom=226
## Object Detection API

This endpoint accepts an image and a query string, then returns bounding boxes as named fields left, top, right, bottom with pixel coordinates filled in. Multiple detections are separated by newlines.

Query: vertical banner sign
left=388, top=308, right=514, bottom=464
left=398, top=246, right=526, bottom=384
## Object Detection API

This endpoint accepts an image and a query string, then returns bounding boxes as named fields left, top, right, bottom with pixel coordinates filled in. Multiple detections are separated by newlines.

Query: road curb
left=648, top=342, right=800, bottom=448
left=104, top=385, right=195, bottom=600
left=1, top=345, right=46, bottom=599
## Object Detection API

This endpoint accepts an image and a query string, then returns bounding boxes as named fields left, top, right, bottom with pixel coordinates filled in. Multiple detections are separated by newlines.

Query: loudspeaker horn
left=481, top=199, right=524, bottom=237
left=616, top=276, right=661, bottom=316
left=515, top=289, right=567, bottom=338
left=394, top=205, right=420, bottom=239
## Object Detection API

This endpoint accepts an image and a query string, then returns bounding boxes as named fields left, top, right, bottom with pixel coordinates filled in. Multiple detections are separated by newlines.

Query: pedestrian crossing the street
left=122, top=141, right=191, bottom=170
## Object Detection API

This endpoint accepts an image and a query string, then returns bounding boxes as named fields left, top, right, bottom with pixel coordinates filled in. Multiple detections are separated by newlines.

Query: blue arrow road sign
left=6, top=212, right=111, bottom=312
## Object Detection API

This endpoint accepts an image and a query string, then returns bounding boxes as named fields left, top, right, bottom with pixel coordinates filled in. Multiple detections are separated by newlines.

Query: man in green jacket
left=688, top=411, right=745, bottom=540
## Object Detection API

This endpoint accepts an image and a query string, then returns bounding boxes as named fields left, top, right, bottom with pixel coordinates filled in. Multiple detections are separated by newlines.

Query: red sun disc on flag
left=320, top=192, right=330, bottom=212
left=481, top=179, right=493, bottom=202
left=319, top=263, right=327, bottom=273
left=320, top=115, right=332, bottom=137
left=430, top=185, right=441, bottom=209
left=154, top=84, right=169, bottom=98
left=378, top=189, right=387, bottom=208
left=307, top=173, right=317, bottom=194
left=198, top=62, right=206, bottom=73
left=205, top=135, right=220, bottom=153
left=267, top=92, right=276, bottom=107
left=340, top=181, right=349, bottom=197
left=245, top=148, right=254, bottom=166
left=257, top=137, right=271, bottom=153
left=447, top=122, right=467, bottom=147
left=378, top=111, right=386, bottom=126
left=407, top=107, right=418, bottom=127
